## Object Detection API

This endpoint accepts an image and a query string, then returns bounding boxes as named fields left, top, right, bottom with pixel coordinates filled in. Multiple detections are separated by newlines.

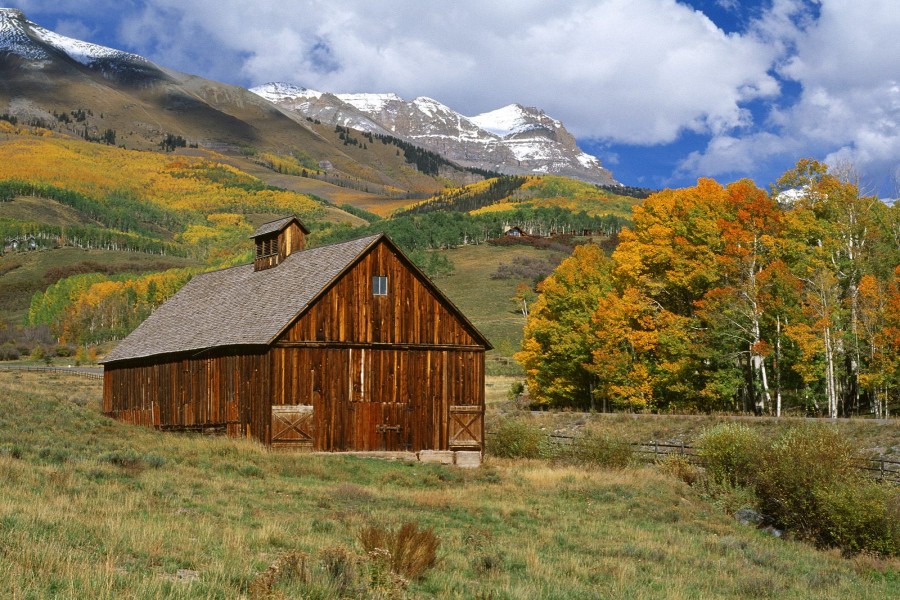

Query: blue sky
left=8, top=1, right=900, bottom=197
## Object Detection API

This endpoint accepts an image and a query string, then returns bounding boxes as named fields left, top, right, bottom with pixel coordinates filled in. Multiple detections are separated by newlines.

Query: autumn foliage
left=518, top=161, right=900, bottom=415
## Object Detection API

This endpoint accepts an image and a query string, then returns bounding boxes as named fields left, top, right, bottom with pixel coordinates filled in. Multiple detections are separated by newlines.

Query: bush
left=817, top=479, right=900, bottom=556
left=486, top=418, right=548, bottom=459
left=657, top=453, right=702, bottom=486
left=567, top=429, right=633, bottom=469
left=754, top=425, right=859, bottom=542
left=0, top=343, right=20, bottom=361
left=696, top=423, right=762, bottom=487
left=358, top=521, right=439, bottom=580
left=99, top=449, right=144, bottom=470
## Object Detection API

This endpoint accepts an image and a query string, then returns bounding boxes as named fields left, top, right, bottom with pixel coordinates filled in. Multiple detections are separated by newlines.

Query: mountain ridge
left=251, top=82, right=617, bottom=186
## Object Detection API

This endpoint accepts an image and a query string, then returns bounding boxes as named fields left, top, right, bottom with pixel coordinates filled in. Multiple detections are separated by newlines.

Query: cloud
left=679, top=0, right=900, bottom=193
left=97, top=0, right=781, bottom=146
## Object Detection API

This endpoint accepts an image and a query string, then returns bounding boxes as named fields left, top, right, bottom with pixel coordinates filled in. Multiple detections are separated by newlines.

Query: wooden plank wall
left=271, top=239, right=486, bottom=451
left=271, top=347, right=484, bottom=451
left=103, top=348, right=270, bottom=440
left=282, top=241, right=479, bottom=346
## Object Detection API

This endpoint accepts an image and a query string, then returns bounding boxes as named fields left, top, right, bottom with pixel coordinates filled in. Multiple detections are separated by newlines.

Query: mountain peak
left=470, top=104, right=560, bottom=137
left=0, top=7, right=149, bottom=67
left=254, top=82, right=616, bottom=185
left=250, top=82, right=322, bottom=102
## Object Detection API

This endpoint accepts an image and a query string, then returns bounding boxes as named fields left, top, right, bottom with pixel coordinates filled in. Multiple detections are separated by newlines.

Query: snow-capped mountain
left=251, top=83, right=617, bottom=185
left=0, top=7, right=161, bottom=83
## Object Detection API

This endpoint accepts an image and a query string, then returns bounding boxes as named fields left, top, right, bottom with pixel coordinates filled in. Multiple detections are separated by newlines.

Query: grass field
left=1, top=370, right=899, bottom=599
left=432, top=243, right=567, bottom=362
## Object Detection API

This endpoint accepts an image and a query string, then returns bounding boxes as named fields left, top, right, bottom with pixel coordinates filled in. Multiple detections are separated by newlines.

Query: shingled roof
left=101, top=234, right=382, bottom=363
left=250, top=215, right=309, bottom=238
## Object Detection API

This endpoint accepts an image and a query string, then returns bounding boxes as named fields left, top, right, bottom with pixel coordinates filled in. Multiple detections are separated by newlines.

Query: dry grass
left=2, top=370, right=900, bottom=598
left=358, top=522, right=440, bottom=580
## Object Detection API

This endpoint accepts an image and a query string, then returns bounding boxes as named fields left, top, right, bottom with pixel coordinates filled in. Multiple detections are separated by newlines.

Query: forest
left=517, top=160, right=900, bottom=417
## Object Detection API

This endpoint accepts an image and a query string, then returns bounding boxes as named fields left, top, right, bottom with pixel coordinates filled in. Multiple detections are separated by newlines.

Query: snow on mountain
left=470, top=104, right=559, bottom=137
left=0, top=7, right=148, bottom=67
left=0, top=8, right=49, bottom=59
left=338, top=93, right=404, bottom=114
left=251, top=81, right=617, bottom=184
left=249, top=82, right=322, bottom=103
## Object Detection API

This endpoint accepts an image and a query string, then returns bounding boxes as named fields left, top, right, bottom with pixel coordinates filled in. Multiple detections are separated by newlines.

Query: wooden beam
left=273, top=341, right=486, bottom=351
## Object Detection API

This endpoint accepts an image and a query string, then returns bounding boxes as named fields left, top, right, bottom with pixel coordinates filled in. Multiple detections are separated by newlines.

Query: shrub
left=696, top=422, right=763, bottom=487
left=144, top=453, right=166, bottom=469
left=816, top=479, right=900, bottom=556
left=248, top=550, right=309, bottom=599
left=358, top=521, right=439, bottom=580
left=486, top=418, right=548, bottom=459
left=567, top=429, right=633, bottom=469
left=37, top=447, right=69, bottom=464
left=0, top=443, right=22, bottom=459
left=754, top=425, right=859, bottom=541
left=657, top=453, right=702, bottom=486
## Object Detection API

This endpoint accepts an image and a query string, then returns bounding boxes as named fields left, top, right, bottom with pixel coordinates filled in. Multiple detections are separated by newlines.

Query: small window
left=372, top=275, right=388, bottom=296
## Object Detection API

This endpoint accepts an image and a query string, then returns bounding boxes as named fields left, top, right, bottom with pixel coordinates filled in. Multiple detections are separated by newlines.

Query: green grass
left=0, top=195, right=99, bottom=227
left=432, top=243, right=567, bottom=361
left=1, top=370, right=899, bottom=598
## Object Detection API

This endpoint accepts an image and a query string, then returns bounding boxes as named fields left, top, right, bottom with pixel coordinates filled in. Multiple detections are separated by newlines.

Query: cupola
left=250, top=216, right=309, bottom=271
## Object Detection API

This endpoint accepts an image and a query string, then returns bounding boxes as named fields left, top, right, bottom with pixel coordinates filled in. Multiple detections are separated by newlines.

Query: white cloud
left=102, top=0, right=781, bottom=145
left=679, top=0, right=900, bottom=193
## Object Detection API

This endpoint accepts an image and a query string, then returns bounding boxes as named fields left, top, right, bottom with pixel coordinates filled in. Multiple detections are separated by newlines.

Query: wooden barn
left=101, top=216, right=491, bottom=453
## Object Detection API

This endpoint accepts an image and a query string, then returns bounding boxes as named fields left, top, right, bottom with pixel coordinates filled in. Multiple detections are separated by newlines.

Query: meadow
left=2, top=370, right=899, bottom=599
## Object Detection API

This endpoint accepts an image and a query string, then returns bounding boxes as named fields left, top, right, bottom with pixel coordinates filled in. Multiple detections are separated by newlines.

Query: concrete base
left=454, top=451, right=482, bottom=469
left=418, top=450, right=455, bottom=464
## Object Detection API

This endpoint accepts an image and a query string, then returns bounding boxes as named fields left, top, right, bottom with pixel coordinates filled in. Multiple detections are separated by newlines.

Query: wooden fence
left=0, top=365, right=103, bottom=380
left=545, top=432, right=900, bottom=485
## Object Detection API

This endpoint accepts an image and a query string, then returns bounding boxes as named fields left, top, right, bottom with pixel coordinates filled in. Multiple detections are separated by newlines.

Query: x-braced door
left=271, top=405, right=314, bottom=447
left=448, top=405, right=483, bottom=450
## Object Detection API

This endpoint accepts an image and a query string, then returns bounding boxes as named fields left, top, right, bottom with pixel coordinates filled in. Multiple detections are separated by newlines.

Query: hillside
left=0, top=129, right=631, bottom=360
left=401, top=175, right=641, bottom=220
left=0, top=8, right=488, bottom=200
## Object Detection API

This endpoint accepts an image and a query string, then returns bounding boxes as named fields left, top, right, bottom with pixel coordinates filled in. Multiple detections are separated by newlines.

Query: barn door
left=449, top=405, right=483, bottom=450
left=271, top=405, right=314, bottom=447
left=350, top=402, right=411, bottom=451
left=376, top=402, right=411, bottom=451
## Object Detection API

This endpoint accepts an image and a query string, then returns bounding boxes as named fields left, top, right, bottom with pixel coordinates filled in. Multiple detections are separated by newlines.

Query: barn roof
left=101, top=233, right=491, bottom=364
left=101, top=234, right=382, bottom=363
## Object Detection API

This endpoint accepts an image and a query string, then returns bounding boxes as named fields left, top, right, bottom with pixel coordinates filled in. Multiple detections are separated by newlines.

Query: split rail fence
left=545, top=432, right=900, bottom=485
left=0, top=365, right=103, bottom=380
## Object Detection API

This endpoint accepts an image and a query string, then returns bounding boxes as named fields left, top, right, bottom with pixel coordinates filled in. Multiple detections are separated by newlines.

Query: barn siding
left=103, top=348, right=270, bottom=440
left=282, top=240, right=479, bottom=346
left=270, top=347, right=483, bottom=451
